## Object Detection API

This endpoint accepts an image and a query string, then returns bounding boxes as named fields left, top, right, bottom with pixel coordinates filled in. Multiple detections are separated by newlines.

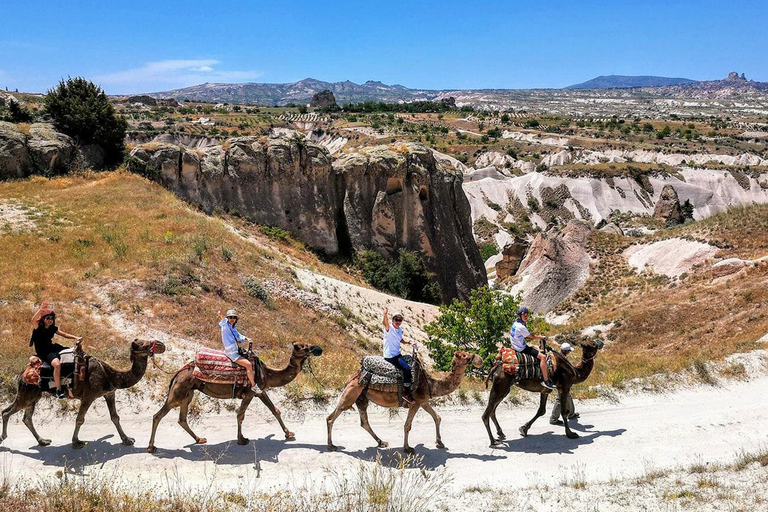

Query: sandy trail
left=2, top=370, right=767, bottom=497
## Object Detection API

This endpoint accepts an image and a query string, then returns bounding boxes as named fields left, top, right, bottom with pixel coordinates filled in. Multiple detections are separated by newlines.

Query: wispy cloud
left=93, top=59, right=262, bottom=93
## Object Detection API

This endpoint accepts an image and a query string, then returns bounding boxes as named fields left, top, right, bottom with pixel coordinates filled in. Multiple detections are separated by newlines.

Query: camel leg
left=147, top=400, right=176, bottom=453
left=420, top=402, right=445, bottom=449
left=72, top=399, right=95, bottom=449
left=559, top=389, right=579, bottom=439
left=236, top=393, right=255, bottom=445
left=519, top=392, right=548, bottom=438
left=177, top=393, right=206, bottom=445
left=20, top=401, right=50, bottom=446
left=1, top=399, right=22, bottom=444
left=103, top=392, right=134, bottom=446
left=326, top=380, right=365, bottom=451
left=482, top=376, right=511, bottom=447
left=402, top=403, right=420, bottom=454
left=355, top=394, right=387, bottom=448
left=257, top=392, right=295, bottom=441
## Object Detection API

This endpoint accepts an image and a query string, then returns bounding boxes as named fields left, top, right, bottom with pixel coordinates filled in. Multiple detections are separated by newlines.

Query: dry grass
left=0, top=171, right=364, bottom=400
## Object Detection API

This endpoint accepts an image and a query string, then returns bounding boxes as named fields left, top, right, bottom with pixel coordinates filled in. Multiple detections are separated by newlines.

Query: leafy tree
left=6, top=100, right=33, bottom=122
left=424, top=287, right=549, bottom=371
left=354, top=249, right=441, bottom=304
left=44, top=77, right=127, bottom=166
left=500, top=113, right=510, bottom=124
left=681, top=199, right=694, bottom=221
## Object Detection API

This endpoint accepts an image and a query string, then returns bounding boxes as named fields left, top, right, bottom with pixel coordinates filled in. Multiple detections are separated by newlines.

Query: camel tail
left=484, top=363, right=499, bottom=389
left=166, top=361, right=194, bottom=393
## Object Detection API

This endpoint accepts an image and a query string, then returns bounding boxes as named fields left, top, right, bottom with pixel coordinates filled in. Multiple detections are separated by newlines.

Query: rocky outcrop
left=507, top=220, right=592, bottom=313
left=309, top=90, right=337, bottom=109
left=495, top=238, right=529, bottom=282
left=128, top=138, right=486, bottom=301
left=0, top=122, right=84, bottom=179
left=654, top=184, right=683, bottom=226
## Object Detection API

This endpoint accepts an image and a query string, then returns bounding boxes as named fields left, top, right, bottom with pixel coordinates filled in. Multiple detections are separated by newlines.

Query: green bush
left=354, top=249, right=441, bottom=304
left=44, top=77, right=127, bottom=167
left=424, top=287, right=549, bottom=370
left=243, top=276, right=269, bottom=302
left=478, top=242, right=499, bottom=261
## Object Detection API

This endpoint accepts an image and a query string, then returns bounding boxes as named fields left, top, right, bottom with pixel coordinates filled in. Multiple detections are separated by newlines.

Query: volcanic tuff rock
left=309, top=89, right=337, bottom=109
left=0, top=122, right=81, bottom=178
left=128, top=138, right=486, bottom=301
left=653, top=184, right=683, bottom=226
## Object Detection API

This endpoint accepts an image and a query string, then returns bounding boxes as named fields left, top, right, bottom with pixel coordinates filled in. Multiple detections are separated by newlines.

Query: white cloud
left=93, top=59, right=262, bottom=94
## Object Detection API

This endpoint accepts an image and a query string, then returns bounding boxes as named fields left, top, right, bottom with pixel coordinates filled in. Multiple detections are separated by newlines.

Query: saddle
left=192, top=347, right=259, bottom=386
left=36, top=348, right=79, bottom=393
left=498, top=348, right=543, bottom=380
left=358, top=355, right=420, bottom=397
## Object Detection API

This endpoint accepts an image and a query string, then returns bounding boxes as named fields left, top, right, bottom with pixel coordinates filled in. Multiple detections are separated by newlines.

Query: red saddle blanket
left=499, top=348, right=538, bottom=377
left=192, top=347, right=247, bottom=385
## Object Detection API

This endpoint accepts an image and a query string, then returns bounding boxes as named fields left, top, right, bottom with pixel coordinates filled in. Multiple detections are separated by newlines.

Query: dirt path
left=2, top=369, right=767, bottom=503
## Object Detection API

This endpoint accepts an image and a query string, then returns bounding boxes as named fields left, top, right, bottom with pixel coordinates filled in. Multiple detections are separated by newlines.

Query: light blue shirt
left=220, top=319, right=247, bottom=360
left=383, top=325, right=403, bottom=358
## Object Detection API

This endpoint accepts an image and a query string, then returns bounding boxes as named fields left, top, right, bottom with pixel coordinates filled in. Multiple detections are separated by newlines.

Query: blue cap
left=517, top=307, right=529, bottom=316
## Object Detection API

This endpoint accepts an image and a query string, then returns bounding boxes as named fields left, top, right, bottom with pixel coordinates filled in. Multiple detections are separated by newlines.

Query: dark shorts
left=43, top=351, right=63, bottom=365
left=521, top=345, right=540, bottom=358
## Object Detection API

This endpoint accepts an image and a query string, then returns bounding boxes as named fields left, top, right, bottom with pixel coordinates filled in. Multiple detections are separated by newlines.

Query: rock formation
left=0, top=122, right=88, bottom=178
left=309, top=90, right=338, bottom=109
left=654, top=184, right=683, bottom=226
left=508, top=220, right=592, bottom=313
left=494, top=238, right=530, bottom=282
left=128, top=138, right=486, bottom=301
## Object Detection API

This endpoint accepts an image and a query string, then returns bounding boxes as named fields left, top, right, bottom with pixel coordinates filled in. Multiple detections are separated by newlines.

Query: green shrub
left=44, top=77, right=127, bottom=167
left=479, top=242, right=499, bottom=261
left=354, top=249, right=441, bottom=304
left=243, top=276, right=269, bottom=302
left=259, top=225, right=291, bottom=241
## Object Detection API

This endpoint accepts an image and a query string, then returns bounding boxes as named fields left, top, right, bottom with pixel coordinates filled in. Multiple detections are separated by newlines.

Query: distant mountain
left=565, top=75, right=696, bottom=89
left=148, top=78, right=449, bottom=105
left=655, top=72, right=768, bottom=98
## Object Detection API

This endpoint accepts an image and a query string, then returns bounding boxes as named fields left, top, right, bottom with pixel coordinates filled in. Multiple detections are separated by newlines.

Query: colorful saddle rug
left=499, top=348, right=541, bottom=380
left=192, top=347, right=248, bottom=385
left=359, top=355, right=417, bottom=393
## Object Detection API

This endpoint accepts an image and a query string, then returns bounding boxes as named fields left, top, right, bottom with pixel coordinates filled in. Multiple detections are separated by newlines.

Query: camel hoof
left=328, top=444, right=337, bottom=452
left=490, top=439, right=503, bottom=447
left=285, top=432, right=295, bottom=441
left=72, top=441, right=86, bottom=450
left=403, top=447, right=415, bottom=454
left=237, top=438, right=249, bottom=445
left=518, top=426, right=529, bottom=438
left=122, top=437, right=135, bottom=446
left=567, top=431, right=580, bottom=439
left=436, top=441, right=446, bottom=449
left=38, top=438, right=52, bottom=446
left=147, top=445, right=156, bottom=454
left=377, top=441, right=389, bottom=448
left=196, top=438, right=207, bottom=445
left=497, top=432, right=506, bottom=440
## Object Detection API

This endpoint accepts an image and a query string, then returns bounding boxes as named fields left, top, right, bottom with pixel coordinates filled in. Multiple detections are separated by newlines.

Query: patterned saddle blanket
left=359, top=355, right=417, bottom=393
left=193, top=347, right=249, bottom=385
left=499, top=348, right=541, bottom=379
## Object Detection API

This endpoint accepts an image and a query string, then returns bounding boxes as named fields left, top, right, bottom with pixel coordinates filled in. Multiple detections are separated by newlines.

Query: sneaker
left=56, top=388, right=67, bottom=399
left=549, top=419, right=564, bottom=426
left=568, top=413, right=580, bottom=420
left=541, top=379, right=556, bottom=390
left=402, top=393, right=416, bottom=405
left=251, top=384, right=263, bottom=395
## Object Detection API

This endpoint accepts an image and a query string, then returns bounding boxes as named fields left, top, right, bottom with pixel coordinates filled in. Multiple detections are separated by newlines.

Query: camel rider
left=30, top=301, right=82, bottom=399
left=550, top=342, right=579, bottom=425
left=218, top=309, right=262, bottom=396
left=382, top=307, right=416, bottom=404
left=510, top=307, right=556, bottom=390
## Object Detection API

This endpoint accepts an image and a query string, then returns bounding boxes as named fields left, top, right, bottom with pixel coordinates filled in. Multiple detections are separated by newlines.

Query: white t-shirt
left=383, top=324, right=403, bottom=358
left=510, top=320, right=531, bottom=352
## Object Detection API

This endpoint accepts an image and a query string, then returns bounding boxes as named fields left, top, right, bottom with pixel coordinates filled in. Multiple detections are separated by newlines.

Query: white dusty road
left=2, top=370, right=767, bottom=500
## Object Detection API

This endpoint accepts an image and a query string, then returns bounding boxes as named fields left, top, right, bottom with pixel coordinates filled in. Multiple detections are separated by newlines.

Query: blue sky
left=2, top=1, right=767, bottom=94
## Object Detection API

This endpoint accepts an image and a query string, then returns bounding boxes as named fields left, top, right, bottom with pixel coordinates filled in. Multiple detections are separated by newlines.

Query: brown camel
left=482, top=338, right=603, bottom=446
left=147, top=342, right=322, bottom=453
left=1, top=339, right=166, bottom=449
left=326, top=350, right=483, bottom=453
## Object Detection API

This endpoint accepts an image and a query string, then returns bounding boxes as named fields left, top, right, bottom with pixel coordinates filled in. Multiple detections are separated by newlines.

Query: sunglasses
left=43, top=315, right=55, bottom=321
left=392, top=318, right=403, bottom=322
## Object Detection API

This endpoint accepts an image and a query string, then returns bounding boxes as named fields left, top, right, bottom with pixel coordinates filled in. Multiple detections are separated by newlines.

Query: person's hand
left=76, top=336, right=83, bottom=342
left=41, top=300, right=51, bottom=308
left=384, top=306, right=389, bottom=315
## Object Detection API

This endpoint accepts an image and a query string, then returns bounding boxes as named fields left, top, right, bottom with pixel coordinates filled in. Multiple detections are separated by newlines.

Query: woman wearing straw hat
left=29, top=301, right=82, bottom=399
left=218, top=308, right=262, bottom=395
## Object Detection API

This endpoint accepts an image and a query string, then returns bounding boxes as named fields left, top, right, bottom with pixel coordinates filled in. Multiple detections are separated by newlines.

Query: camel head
left=290, top=342, right=323, bottom=360
left=577, top=338, right=604, bottom=355
left=130, top=339, right=166, bottom=356
left=452, top=350, right=483, bottom=369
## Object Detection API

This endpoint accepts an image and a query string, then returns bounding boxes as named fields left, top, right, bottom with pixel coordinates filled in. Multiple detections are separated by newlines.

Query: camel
left=1, top=339, right=166, bottom=449
left=326, top=350, right=483, bottom=453
left=147, top=342, right=322, bottom=453
left=482, top=338, right=603, bottom=446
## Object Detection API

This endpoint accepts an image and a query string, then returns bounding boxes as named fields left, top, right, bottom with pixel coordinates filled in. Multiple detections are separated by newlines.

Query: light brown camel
left=326, top=350, right=483, bottom=453
left=147, top=342, right=322, bottom=453
left=482, top=338, right=603, bottom=446
left=1, top=339, right=166, bottom=449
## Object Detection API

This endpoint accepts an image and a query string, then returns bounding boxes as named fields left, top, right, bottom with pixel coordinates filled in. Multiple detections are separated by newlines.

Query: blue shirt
left=510, top=319, right=531, bottom=352
left=220, top=319, right=247, bottom=360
